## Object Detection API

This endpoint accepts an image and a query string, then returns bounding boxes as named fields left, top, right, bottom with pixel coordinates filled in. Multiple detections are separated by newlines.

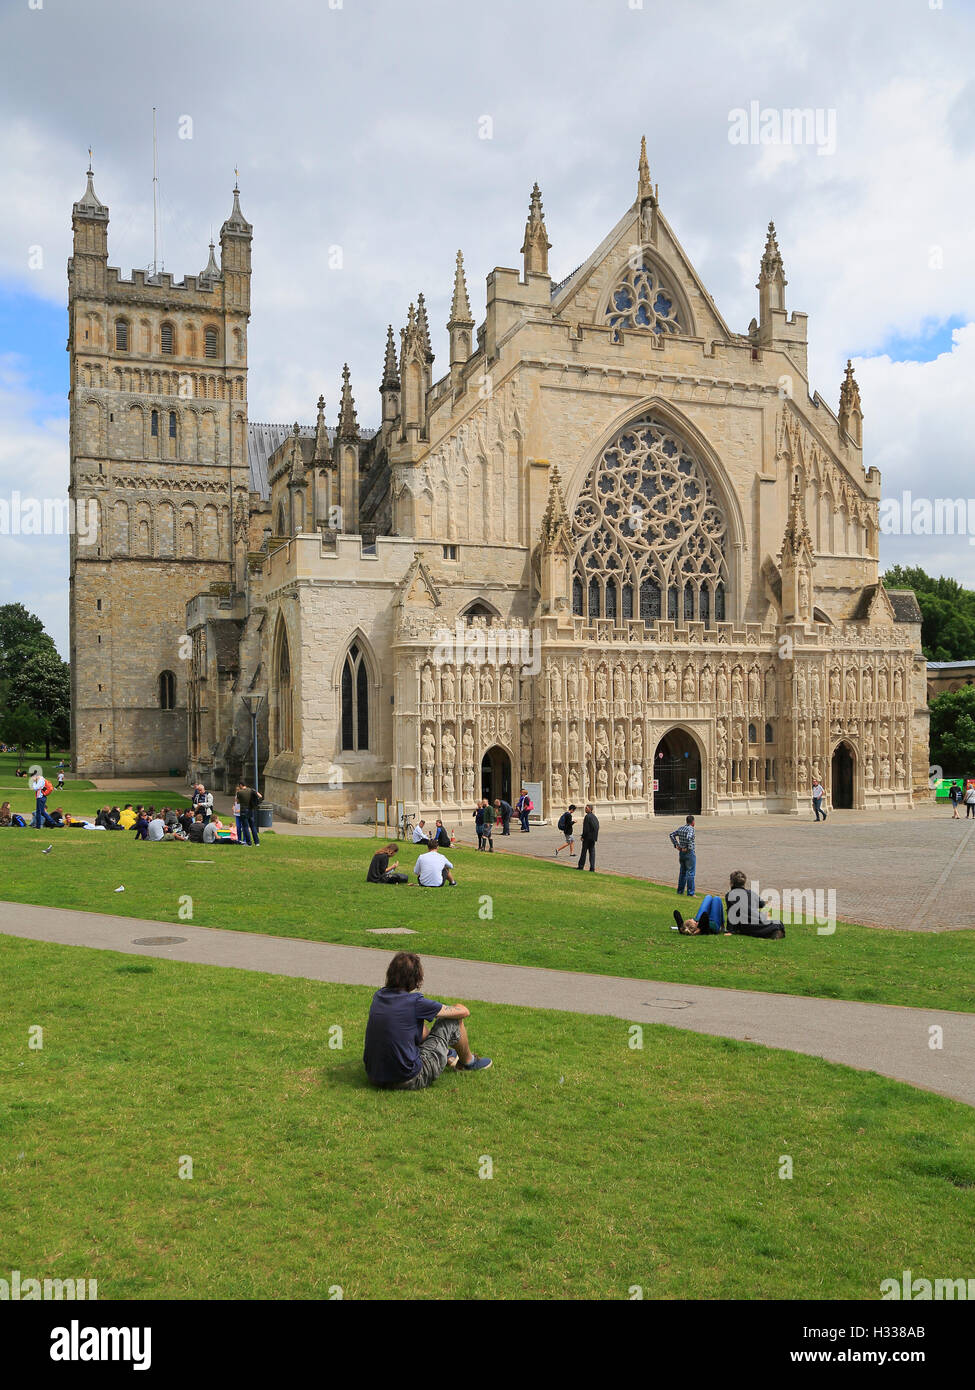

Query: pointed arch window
left=341, top=642, right=369, bottom=751
left=159, top=670, right=176, bottom=710
left=115, top=319, right=129, bottom=352
left=160, top=322, right=175, bottom=354
left=275, top=627, right=294, bottom=753
left=205, top=326, right=218, bottom=359
left=605, top=253, right=685, bottom=342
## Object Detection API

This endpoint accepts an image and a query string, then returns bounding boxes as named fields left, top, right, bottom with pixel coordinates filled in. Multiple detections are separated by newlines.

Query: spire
left=448, top=250, right=473, bottom=328
left=73, top=154, right=108, bottom=220
left=336, top=364, right=359, bottom=444
left=540, top=466, right=572, bottom=555
left=637, top=135, right=654, bottom=204
left=199, top=240, right=221, bottom=284
left=521, top=182, right=551, bottom=277
left=288, top=421, right=307, bottom=485
left=415, top=293, right=434, bottom=362
left=782, top=472, right=812, bottom=558
left=221, top=181, right=252, bottom=238
left=838, top=360, right=863, bottom=447
left=313, top=394, right=331, bottom=465
left=759, top=221, right=785, bottom=283
left=382, top=324, right=400, bottom=389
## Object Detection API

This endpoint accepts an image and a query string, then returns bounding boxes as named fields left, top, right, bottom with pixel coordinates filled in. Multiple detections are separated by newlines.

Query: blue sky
left=1, top=0, right=973, bottom=654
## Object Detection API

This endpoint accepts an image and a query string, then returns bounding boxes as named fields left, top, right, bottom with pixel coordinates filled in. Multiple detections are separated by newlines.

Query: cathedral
left=67, top=140, right=928, bottom=820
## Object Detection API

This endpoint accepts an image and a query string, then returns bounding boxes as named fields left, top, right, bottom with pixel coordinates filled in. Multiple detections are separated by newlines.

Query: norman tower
left=67, top=164, right=252, bottom=774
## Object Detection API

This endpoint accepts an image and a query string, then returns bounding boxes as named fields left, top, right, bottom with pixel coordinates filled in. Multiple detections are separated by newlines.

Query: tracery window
left=341, top=642, right=369, bottom=751
left=572, top=415, right=729, bottom=626
left=275, top=625, right=294, bottom=753
left=605, top=255, right=684, bottom=342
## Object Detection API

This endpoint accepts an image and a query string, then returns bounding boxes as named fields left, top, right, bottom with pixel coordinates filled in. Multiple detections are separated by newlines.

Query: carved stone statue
left=700, top=665, right=714, bottom=701
left=648, top=666, right=660, bottom=702
left=551, top=768, right=563, bottom=803
left=613, top=665, right=626, bottom=704
left=615, top=766, right=627, bottom=800
left=568, top=766, right=580, bottom=797
left=796, top=665, right=807, bottom=706
left=595, top=723, right=610, bottom=764
left=550, top=664, right=563, bottom=701
left=748, top=667, right=761, bottom=704
left=682, top=666, right=696, bottom=701
left=631, top=722, right=643, bottom=763
left=629, top=763, right=643, bottom=796
left=421, top=665, right=435, bottom=704
left=552, top=725, right=563, bottom=764
left=798, top=569, right=810, bottom=617
left=809, top=666, right=821, bottom=706
left=462, top=767, right=475, bottom=799
left=893, top=666, right=904, bottom=701
left=422, top=773, right=434, bottom=800
left=595, top=666, right=608, bottom=701
left=596, top=765, right=608, bottom=797
left=568, top=723, right=580, bottom=763
left=829, top=668, right=841, bottom=702
left=862, top=667, right=874, bottom=701
left=480, top=667, right=493, bottom=702
left=462, top=665, right=475, bottom=702
left=614, top=726, right=626, bottom=760
left=500, top=667, right=514, bottom=702
left=877, top=666, right=889, bottom=702
left=566, top=666, right=579, bottom=703
left=798, top=722, right=807, bottom=758
left=665, top=665, right=678, bottom=700
left=631, top=666, right=643, bottom=705
left=420, top=726, right=435, bottom=771
left=441, top=666, right=455, bottom=703
left=732, top=667, right=744, bottom=714
left=716, top=666, right=729, bottom=702
left=520, top=721, right=532, bottom=767
left=442, top=728, right=456, bottom=771
left=845, top=669, right=858, bottom=702
left=463, top=724, right=474, bottom=764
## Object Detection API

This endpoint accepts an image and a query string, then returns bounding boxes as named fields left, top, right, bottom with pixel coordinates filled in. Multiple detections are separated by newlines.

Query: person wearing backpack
left=30, top=771, right=54, bottom=829
left=949, top=781, right=962, bottom=819
left=555, top=804, right=577, bottom=857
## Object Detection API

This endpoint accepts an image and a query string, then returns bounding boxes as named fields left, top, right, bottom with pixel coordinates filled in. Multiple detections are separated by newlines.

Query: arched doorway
left=653, top=729, right=702, bottom=815
left=831, top=742, right=855, bottom=809
left=481, top=746, right=511, bottom=804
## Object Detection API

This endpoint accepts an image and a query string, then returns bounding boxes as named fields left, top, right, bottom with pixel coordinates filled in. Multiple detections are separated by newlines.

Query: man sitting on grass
left=363, top=951, right=492, bottom=1090
left=414, top=839, right=457, bottom=887
left=725, top=869, right=786, bottom=939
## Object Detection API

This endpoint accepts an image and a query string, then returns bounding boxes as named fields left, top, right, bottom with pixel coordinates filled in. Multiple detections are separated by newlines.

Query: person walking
left=30, top=770, right=53, bottom=829
left=555, top=804, right=576, bottom=857
left=669, top=815, right=697, bottom=896
left=811, top=776, right=827, bottom=822
left=949, top=781, right=962, bottom=819
left=478, top=800, right=494, bottom=853
left=516, top=788, right=533, bottom=833
left=495, top=798, right=513, bottom=836
left=965, top=784, right=975, bottom=820
left=577, top=804, right=599, bottom=872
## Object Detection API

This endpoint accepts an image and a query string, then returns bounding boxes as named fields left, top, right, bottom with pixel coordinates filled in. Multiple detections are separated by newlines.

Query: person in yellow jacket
left=117, top=804, right=137, bottom=830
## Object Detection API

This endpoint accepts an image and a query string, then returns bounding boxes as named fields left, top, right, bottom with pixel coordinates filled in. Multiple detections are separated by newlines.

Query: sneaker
left=460, top=1056, right=492, bottom=1072
left=673, top=909, right=685, bottom=931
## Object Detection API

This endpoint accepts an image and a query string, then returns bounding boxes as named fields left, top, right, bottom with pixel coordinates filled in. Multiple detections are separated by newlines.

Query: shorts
left=396, top=1019, right=462, bottom=1091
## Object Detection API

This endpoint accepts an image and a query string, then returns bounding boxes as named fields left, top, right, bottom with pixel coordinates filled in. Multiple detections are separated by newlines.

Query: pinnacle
left=382, top=325, right=400, bottom=389
left=337, top=363, right=359, bottom=443
left=638, top=134, right=652, bottom=201
left=449, top=250, right=473, bottom=327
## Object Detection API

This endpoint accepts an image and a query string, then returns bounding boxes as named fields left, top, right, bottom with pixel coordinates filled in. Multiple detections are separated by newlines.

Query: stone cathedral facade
left=68, top=141, right=929, bottom=820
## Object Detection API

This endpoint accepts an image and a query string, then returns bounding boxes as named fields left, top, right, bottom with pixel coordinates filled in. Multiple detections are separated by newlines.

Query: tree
left=929, top=685, right=975, bottom=777
left=0, top=704, right=47, bottom=754
left=0, top=603, right=53, bottom=683
left=7, top=648, right=70, bottom=760
left=882, top=566, right=975, bottom=661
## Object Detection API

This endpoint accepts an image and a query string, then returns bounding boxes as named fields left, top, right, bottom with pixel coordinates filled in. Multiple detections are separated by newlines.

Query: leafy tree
left=7, top=648, right=70, bottom=760
left=929, top=685, right=975, bottom=777
left=0, top=704, right=47, bottom=754
left=0, top=603, right=53, bottom=683
left=882, top=566, right=975, bottom=661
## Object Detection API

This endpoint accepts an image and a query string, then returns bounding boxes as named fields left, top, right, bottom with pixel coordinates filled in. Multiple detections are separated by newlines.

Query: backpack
left=525, top=798, right=534, bottom=813
left=43, top=780, right=53, bottom=796
left=557, top=812, right=569, bottom=833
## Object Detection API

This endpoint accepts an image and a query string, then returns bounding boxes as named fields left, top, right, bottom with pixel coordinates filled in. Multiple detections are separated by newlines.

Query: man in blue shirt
left=363, top=952, right=492, bottom=1090
left=669, top=815, right=696, bottom=896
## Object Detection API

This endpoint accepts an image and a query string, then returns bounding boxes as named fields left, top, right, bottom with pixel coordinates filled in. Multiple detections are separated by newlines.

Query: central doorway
left=480, top=746, right=511, bottom=804
left=831, top=741, right=855, bottom=808
left=653, top=729, right=702, bottom=816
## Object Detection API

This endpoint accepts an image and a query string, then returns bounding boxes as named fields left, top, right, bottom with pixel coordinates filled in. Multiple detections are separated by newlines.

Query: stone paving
left=435, top=804, right=975, bottom=932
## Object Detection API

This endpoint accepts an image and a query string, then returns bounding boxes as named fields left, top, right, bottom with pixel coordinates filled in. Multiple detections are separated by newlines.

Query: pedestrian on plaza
left=965, top=784, right=975, bottom=820
left=495, top=798, right=513, bottom=835
left=236, top=781, right=262, bottom=845
left=949, top=781, right=962, bottom=819
left=56, top=770, right=65, bottom=790
left=555, top=804, right=576, bottom=857
left=29, top=769, right=54, bottom=829
left=577, top=804, right=599, bottom=872
left=669, top=814, right=696, bottom=896
left=516, top=788, right=533, bottom=833
left=811, top=775, right=827, bottom=822
left=476, top=800, right=494, bottom=853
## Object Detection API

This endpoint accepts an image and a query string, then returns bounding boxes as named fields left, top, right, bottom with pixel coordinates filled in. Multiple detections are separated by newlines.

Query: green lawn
left=2, top=936, right=973, bottom=1300
left=0, top=750, right=190, bottom=819
left=1, top=830, right=973, bottom=1012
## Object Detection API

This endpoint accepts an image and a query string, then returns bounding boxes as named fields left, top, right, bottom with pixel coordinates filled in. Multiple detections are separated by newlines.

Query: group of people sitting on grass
left=673, top=869, right=786, bottom=939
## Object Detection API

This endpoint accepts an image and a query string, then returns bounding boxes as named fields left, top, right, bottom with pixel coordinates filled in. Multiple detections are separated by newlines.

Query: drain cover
left=367, top=927, right=417, bottom=935
left=642, top=998, right=693, bottom=1010
left=131, top=936, right=188, bottom=946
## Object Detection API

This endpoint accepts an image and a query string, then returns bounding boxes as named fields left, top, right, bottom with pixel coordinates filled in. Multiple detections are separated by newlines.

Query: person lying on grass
left=363, top=951, right=492, bottom=1090
left=673, top=893, right=728, bottom=935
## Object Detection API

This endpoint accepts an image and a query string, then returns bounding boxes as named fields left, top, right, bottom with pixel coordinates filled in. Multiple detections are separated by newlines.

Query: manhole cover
left=642, top=998, right=693, bottom=1010
left=131, top=936, right=188, bottom=946
left=367, top=927, right=417, bottom=935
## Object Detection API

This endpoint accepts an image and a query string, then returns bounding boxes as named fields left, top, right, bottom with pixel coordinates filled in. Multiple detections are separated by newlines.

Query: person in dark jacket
left=495, top=798, right=513, bottom=835
left=134, top=811, right=149, bottom=840
left=433, top=820, right=452, bottom=850
left=725, top=869, right=785, bottom=939
left=577, top=804, right=599, bottom=872
left=367, top=844, right=409, bottom=884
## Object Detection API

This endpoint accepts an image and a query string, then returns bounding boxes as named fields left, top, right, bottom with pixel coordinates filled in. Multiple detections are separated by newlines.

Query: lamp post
left=242, top=692, right=265, bottom=796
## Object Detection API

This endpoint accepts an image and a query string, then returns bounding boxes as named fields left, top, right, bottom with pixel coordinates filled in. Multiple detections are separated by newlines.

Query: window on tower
left=115, top=319, right=129, bottom=352
left=161, top=323, right=175, bottom=354
left=169, top=411, right=177, bottom=439
left=159, top=670, right=176, bottom=710
left=205, top=327, right=218, bottom=359
left=151, top=410, right=159, bottom=437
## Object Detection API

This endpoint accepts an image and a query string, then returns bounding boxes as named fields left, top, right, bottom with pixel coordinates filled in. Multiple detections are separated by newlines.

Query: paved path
left=436, top=805, right=975, bottom=932
left=4, top=901, right=974, bottom=1108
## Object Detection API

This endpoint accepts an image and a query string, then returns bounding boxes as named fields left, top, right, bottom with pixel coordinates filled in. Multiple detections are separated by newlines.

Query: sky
left=0, top=0, right=973, bottom=656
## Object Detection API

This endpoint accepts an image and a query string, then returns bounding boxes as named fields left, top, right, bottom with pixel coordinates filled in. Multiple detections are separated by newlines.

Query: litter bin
left=258, top=806, right=274, bottom=829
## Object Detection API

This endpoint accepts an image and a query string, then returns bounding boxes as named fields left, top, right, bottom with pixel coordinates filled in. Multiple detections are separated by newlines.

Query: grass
left=1, top=830, right=973, bottom=1013
left=2, top=936, right=973, bottom=1300
left=0, top=751, right=190, bottom=818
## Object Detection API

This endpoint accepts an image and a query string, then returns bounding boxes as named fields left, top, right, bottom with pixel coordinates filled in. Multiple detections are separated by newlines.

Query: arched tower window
left=159, top=670, right=176, bottom=710
left=115, top=319, right=129, bottom=352
left=275, top=626, right=294, bottom=753
left=205, top=326, right=218, bottom=359
left=604, top=253, right=685, bottom=343
left=341, top=642, right=369, bottom=751
left=572, top=415, right=729, bottom=626
left=150, top=409, right=159, bottom=437
left=160, top=322, right=175, bottom=354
